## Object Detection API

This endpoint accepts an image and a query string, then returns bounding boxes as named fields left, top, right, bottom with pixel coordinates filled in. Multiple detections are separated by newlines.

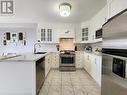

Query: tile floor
left=39, top=69, right=100, bottom=95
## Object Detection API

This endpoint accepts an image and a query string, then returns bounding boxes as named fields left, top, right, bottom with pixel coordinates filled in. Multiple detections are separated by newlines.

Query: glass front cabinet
left=81, top=27, right=89, bottom=42
left=38, top=28, right=53, bottom=43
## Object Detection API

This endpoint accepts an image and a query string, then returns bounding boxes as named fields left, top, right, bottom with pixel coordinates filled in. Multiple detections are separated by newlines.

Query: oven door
left=60, top=54, right=75, bottom=66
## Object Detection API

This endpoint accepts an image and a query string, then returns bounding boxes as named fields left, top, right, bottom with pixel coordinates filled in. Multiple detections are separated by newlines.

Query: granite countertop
left=0, top=53, right=49, bottom=62
left=84, top=51, right=102, bottom=56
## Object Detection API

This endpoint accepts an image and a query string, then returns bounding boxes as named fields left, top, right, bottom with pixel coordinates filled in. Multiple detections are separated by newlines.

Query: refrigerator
left=102, top=9, right=127, bottom=95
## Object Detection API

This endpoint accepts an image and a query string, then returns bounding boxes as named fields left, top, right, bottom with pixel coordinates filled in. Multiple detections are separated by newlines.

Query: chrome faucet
left=34, top=43, right=41, bottom=53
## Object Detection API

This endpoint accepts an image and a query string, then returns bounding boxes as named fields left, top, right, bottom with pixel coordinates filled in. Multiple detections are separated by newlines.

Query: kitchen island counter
left=0, top=53, right=49, bottom=62
left=0, top=53, right=50, bottom=95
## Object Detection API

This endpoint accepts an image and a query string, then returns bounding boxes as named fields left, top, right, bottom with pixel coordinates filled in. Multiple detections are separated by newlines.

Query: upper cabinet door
left=47, top=29, right=52, bottom=41
left=37, top=28, right=53, bottom=43
left=108, top=0, right=127, bottom=19
left=37, top=27, right=75, bottom=43
left=41, top=29, right=46, bottom=42
left=81, top=28, right=89, bottom=42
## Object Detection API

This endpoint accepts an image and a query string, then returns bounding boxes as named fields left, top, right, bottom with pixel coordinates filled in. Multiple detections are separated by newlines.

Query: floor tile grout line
left=40, top=69, right=101, bottom=95
left=69, top=71, right=76, bottom=95
left=46, top=69, right=55, bottom=95
left=61, top=71, right=62, bottom=95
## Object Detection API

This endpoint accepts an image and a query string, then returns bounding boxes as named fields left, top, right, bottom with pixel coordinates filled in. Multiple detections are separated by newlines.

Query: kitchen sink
left=34, top=52, right=47, bottom=54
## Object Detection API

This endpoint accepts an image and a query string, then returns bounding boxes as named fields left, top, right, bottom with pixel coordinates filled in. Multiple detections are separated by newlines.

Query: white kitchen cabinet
left=81, top=26, right=90, bottom=43
left=41, top=28, right=53, bottom=43
left=84, top=52, right=92, bottom=74
left=90, top=54, right=101, bottom=86
left=81, top=28, right=89, bottom=42
left=45, top=53, right=52, bottom=77
left=89, top=6, right=106, bottom=43
left=51, top=52, right=59, bottom=68
left=37, top=27, right=75, bottom=43
left=95, top=55, right=102, bottom=86
left=37, top=28, right=53, bottom=43
left=53, top=29, right=60, bottom=43
left=76, top=51, right=84, bottom=68
left=107, top=0, right=127, bottom=19
left=81, top=6, right=106, bottom=43
left=88, top=28, right=94, bottom=43
left=91, top=55, right=97, bottom=80
left=84, top=52, right=102, bottom=86
left=84, top=52, right=87, bottom=69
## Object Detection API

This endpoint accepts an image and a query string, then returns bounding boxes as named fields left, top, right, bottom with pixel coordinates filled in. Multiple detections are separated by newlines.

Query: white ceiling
left=16, top=0, right=107, bottom=23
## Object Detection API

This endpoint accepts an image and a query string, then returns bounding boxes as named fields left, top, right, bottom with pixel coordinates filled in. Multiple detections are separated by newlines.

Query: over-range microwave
left=95, top=28, right=102, bottom=39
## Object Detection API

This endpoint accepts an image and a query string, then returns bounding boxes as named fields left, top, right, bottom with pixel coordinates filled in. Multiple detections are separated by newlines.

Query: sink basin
left=34, top=52, right=47, bottom=54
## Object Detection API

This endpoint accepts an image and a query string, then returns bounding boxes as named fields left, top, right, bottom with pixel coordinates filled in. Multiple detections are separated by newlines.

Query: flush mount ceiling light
left=59, top=2, right=72, bottom=17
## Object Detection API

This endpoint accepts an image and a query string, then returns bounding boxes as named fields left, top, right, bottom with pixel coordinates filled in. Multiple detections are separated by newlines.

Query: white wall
left=0, top=23, right=37, bottom=55
left=81, top=5, right=107, bottom=30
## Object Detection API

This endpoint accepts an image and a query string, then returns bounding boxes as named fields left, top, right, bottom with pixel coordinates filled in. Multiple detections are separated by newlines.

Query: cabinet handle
left=87, top=56, right=89, bottom=60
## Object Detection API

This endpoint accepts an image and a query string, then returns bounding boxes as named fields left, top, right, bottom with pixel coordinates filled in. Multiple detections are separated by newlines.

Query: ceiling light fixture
left=59, top=2, right=71, bottom=17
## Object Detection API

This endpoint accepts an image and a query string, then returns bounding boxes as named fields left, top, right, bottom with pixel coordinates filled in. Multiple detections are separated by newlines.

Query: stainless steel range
left=59, top=50, right=76, bottom=71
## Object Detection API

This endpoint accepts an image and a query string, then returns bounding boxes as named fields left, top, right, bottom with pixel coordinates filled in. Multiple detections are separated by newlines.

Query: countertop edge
left=0, top=52, right=50, bottom=62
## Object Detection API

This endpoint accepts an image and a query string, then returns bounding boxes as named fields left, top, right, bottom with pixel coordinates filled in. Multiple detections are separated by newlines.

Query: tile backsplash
left=59, top=38, right=75, bottom=51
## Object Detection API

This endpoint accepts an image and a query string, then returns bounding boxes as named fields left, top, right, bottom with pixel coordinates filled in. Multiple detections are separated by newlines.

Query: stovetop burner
left=60, top=50, right=75, bottom=54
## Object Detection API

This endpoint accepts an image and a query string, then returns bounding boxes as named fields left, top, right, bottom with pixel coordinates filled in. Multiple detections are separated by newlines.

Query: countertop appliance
left=102, top=9, right=127, bottom=95
left=59, top=50, right=76, bottom=71
left=95, top=28, right=102, bottom=39
left=84, top=45, right=92, bottom=53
